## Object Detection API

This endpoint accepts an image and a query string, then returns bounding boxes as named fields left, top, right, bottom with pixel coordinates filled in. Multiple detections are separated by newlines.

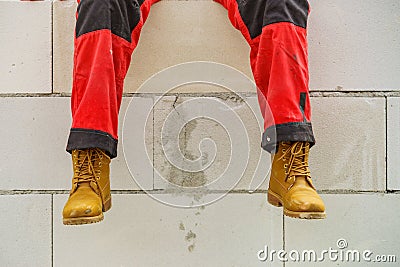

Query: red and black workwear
left=66, top=0, right=315, bottom=159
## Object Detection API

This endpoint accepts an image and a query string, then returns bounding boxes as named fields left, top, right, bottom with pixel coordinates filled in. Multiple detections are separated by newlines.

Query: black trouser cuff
left=261, top=122, right=315, bottom=153
left=66, top=128, right=118, bottom=159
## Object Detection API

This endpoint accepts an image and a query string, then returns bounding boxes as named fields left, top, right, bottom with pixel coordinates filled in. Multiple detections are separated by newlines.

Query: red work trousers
left=66, top=0, right=315, bottom=159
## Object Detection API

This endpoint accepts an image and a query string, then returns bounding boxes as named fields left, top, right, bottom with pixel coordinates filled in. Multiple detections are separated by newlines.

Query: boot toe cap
left=286, top=191, right=325, bottom=212
left=291, top=199, right=325, bottom=212
left=63, top=202, right=102, bottom=218
left=62, top=189, right=103, bottom=219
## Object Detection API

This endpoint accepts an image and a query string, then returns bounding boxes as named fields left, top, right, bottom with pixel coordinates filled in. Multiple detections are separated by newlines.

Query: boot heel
left=103, top=197, right=112, bottom=212
left=267, top=190, right=282, bottom=207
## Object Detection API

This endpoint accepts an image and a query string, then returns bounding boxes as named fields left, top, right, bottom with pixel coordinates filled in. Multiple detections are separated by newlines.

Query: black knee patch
left=236, top=0, right=309, bottom=39
left=76, top=0, right=144, bottom=42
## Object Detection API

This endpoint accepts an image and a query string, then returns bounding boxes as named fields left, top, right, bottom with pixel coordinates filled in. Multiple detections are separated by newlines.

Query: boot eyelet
left=282, top=149, right=286, bottom=153
left=284, top=164, right=288, bottom=168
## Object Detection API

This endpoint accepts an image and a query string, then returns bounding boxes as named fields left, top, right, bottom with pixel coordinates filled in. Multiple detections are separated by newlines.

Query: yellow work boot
left=63, top=148, right=112, bottom=225
left=267, top=141, right=326, bottom=219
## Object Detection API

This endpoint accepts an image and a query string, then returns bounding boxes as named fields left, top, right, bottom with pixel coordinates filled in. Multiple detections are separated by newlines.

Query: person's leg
left=63, top=0, right=159, bottom=225
left=216, top=0, right=325, bottom=219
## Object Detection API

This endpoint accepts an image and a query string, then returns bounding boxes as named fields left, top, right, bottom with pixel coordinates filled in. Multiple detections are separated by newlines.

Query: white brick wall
left=310, top=97, right=386, bottom=191
left=1, top=0, right=399, bottom=266
left=0, top=194, right=52, bottom=266
left=0, top=1, right=52, bottom=93
left=308, top=0, right=400, bottom=90
left=387, top=97, right=400, bottom=190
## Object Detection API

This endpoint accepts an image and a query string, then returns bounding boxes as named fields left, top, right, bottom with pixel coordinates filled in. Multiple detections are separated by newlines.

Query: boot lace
left=278, top=142, right=311, bottom=190
left=73, top=149, right=104, bottom=187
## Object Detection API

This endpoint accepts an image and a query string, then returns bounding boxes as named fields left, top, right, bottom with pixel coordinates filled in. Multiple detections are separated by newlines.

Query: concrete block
left=118, top=96, right=154, bottom=190
left=0, top=1, right=52, bottom=93
left=387, top=97, right=400, bottom=190
left=0, top=194, right=51, bottom=267
left=308, top=0, right=400, bottom=90
left=53, top=193, right=282, bottom=266
left=152, top=95, right=270, bottom=193
left=309, top=97, right=386, bottom=191
left=0, top=97, right=72, bottom=190
left=0, top=97, right=148, bottom=190
left=284, top=194, right=400, bottom=266
left=53, top=0, right=77, bottom=93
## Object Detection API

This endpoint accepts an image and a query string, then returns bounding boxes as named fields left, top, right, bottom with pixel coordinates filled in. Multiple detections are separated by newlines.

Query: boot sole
left=63, top=213, right=104, bottom=225
left=267, top=190, right=326, bottom=219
